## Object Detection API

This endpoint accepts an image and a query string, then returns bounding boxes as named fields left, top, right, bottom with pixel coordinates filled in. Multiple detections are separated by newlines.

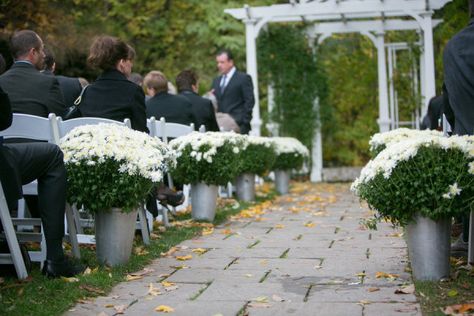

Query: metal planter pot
left=406, top=213, right=451, bottom=281
left=236, top=173, right=256, bottom=202
left=191, top=182, right=218, bottom=221
left=274, top=170, right=290, bottom=195
left=95, top=208, right=138, bottom=266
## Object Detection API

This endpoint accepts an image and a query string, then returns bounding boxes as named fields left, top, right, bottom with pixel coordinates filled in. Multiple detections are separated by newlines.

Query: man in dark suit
left=211, top=49, right=255, bottom=134
left=0, top=85, right=84, bottom=277
left=42, top=48, right=82, bottom=108
left=176, top=69, right=219, bottom=132
left=144, top=70, right=198, bottom=126
left=0, top=30, right=66, bottom=118
left=442, top=1, right=474, bottom=255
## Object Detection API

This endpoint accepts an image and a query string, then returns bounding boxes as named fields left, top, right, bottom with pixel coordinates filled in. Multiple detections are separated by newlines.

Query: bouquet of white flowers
left=169, top=132, right=246, bottom=185
left=369, top=128, right=443, bottom=156
left=60, top=123, right=175, bottom=213
left=352, top=134, right=474, bottom=226
left=239, top=136, right=276, bottom=176
left=271, top=137, right=309, bottom=171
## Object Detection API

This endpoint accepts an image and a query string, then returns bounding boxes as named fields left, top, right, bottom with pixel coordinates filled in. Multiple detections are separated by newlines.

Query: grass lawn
left=0, top=187, right=276, bottom=316
left=415, top=257, right=474, bottom=315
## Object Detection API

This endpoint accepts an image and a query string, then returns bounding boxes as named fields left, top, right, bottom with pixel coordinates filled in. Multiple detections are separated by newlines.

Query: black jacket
left=0, top=62, right=66, bottom=118
left=211, top=70, right=254, bottom=134
left=146, top=91, right=198, bottom=127
left=43, top=70, right=82, bottom=108
left=443, top=18, right=474, bottom=135
left=179, top=89, right=219, bottom=132
left=80, top=70, right=147, bottom=132
left=0, top=86, right=22, bottom=209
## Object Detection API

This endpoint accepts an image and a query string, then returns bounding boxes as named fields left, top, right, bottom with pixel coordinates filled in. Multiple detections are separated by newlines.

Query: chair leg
left=72, top=204, right=84, bottom=234
left=65, top=204, right=81, bottom=259
left=468, top=210, right=473, bottom=264
left=160, top=205, right=170, bottom=227
left=138, top=206, right=150, bottom=245
left=0, top=189, right=28, bottom=279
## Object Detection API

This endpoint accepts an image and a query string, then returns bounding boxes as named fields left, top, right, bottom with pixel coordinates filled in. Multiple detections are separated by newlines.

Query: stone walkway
left=67, top=183, right=421, bottom=316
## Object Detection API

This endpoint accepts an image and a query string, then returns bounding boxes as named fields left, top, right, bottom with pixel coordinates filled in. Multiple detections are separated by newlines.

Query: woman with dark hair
left=79, top=36, right=147, bottom=132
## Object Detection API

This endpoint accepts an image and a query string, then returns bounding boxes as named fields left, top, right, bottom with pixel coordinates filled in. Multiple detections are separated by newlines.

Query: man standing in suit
left=211, top=49, right=255, bottom=134
left=0, top=30, right=66, bottom=118
left=176, top=69, right=219, bottom=132
left=144, top=70, right=198, bottom=127
left=0, top=85, right=84, bottom=277
left=42, top=48, right=82, bottom=108
left=442, top=1, right=474, bottom=256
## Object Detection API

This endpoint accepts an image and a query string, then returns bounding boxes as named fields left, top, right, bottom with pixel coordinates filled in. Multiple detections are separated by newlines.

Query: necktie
left=220, top=74, right=227, bottom=93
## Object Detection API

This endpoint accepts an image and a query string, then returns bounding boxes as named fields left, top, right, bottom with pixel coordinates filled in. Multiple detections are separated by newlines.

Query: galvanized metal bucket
left=191, top=182, right=218, bottom=221
left=406, top=214, right=451, bottom=281
left=236, top=173, right=255, bottom=202
left=95, top=208, right=138, bottom=266
left=275, top=170, right=290, bottom=195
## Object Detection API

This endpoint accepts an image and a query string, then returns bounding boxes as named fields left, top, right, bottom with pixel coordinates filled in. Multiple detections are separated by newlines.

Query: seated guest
left=42, top=48, right=82, bottom=108
left=144, top=70, right=198, bottom=127
left=79, top=35, right=147, bottom=132
left=420, top=95, right=443, bottom=131
left=176, top=70, right=219, bottom=132
left=0, top=85, right=84, bottom=277
left=0, top=30, right=66, bottom=118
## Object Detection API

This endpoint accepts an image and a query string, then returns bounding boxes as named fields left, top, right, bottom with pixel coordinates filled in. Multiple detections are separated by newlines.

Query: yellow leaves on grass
left=61, top=277, right=79, bottom=283
left=155, top=305, right=175, bottom=313
left=443, top=303, right=474, bottom=315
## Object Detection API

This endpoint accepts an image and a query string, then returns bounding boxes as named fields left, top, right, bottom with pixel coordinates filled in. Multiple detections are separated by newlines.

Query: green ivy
left=258, top=24, right=328, bottom=153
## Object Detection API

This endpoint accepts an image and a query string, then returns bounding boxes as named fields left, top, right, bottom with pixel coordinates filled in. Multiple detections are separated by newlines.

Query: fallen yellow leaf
left=155, top=305, right=174, bottom=313
left=61, top=277, right=79, bottom=283
left=375, top=271, right=399, bottom=279
left=221, top=229, right=233, bottom=235
left=191, top=248, right=207, bottom=255
left=202, top=228, right=214, bottom=235
left=175, top=254, right=192, bottom=261
left=275, top=224, right=285, bottom=229
left=253, top=296, right=269, bottom=303
left=125, top=275, right=143, bottom=281
left=304, top=222, right=315, bottom=228
left=161, top=281, right=176, bottom=287
left=367, top=287, right=380, bottom=292
left=148, top=283, right=162, bottom=296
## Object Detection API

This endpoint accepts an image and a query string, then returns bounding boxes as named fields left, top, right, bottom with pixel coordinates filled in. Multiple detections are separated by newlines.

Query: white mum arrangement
left=352, top=133, right=474, bottom=226
left=369, top=128, right=443, bottom=155
left=271, top=137, right=309, bottom=170
left=60, top=123, right=174, bottom=212
left=169, top=132, right=246, bottom=185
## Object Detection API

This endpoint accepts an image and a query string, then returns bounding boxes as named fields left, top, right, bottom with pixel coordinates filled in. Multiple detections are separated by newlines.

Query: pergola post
left=245, top=19, right=262, bottom=136
left=420, top=12, right=436, bottom=115
left=375, top=32, right=390, bottom=132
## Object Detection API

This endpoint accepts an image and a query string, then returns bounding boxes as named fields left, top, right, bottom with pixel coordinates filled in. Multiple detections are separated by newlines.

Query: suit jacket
left=0, top=86, right=22, bottom=209
left=179, top=90, right=219, bottom=132
left=0, top=62, right=66, bottom=118
left=80, top=69, right=147, bottom=132
left=146, top=91, right=198, bottom=127
left=211, top=70, right=254, bottom=134
left=443, top=18, right=474, bottom=135
left=43, top=70, right=82, bottom=107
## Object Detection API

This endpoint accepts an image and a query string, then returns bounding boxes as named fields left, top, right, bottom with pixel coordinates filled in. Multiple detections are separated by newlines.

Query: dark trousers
left=5, top=142, right=66, bottom=260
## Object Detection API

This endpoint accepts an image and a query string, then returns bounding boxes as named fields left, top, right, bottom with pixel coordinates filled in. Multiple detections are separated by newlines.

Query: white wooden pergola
left=225, top=0, right=451, bottom=181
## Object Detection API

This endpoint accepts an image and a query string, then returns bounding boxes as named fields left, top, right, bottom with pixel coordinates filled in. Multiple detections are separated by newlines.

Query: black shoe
left=157, top=189, right=185, bottom=207
left=41, top=257, right=85, bottom=278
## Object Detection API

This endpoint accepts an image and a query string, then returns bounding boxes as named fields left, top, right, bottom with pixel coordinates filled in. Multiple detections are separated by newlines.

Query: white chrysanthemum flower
left=271, top=137, right=309, bottom=156
left=369, top=128, right=444, bottom=152
left=60, top=123, right=173, bottom=183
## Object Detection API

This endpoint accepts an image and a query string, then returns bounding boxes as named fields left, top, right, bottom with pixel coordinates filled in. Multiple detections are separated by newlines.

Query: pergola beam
left=225, top=0, right=450, bottom=22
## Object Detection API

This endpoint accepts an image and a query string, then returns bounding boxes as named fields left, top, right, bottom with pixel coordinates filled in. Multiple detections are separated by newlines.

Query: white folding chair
left=0, top=181, right=29, bottom=279
left=0, top=113, right=80, bottom=264
left=54, top=116, right=150, bottom=245
left=147, top=117, right=194, bottom=226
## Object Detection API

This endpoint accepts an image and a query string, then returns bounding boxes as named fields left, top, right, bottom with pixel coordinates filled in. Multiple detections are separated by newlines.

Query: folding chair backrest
left=147, top=117, right=156, bottom=137
left=0, top=113, right=57, bottom=143
left=156, top=117, right=195, bottom=144
left=55, top=117, right=132, bottom=143
left=198, top=125, right=206, bottom=133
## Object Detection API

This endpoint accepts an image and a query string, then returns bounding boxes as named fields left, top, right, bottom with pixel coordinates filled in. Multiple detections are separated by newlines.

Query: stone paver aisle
left=67, top=183, right=421, bottom=316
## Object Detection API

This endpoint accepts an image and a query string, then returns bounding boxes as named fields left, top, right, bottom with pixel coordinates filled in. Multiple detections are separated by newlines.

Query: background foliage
left=0, top=0, right=469, bottom=166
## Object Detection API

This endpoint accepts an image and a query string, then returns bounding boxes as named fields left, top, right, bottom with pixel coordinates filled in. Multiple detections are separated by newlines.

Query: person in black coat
left=144, top=70, right=198, bottom=127
left=211, top=49, right=255, bottom=134
left=79, top=36, right=147, bottom=132
left=42, top=48, right=82, bottom=108
left=0, top=30, right=66, bottom=118
left=0, top=84, right=84, bottom=277
left=176, top=69, right=219, bottom=132
left=420, top=95, right=443, bottom=130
